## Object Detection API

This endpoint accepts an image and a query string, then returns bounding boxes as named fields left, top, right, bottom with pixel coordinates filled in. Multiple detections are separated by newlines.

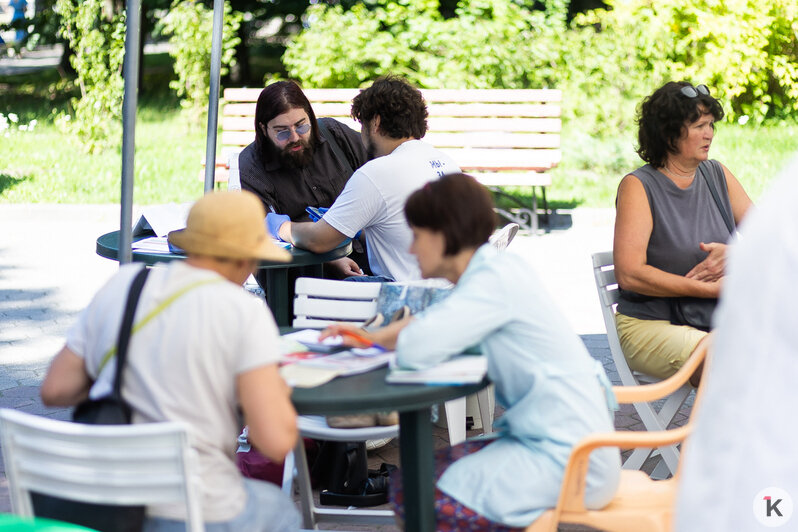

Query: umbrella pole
left=120, top=0, right=142, bottom=265
left=203, top=0, right=225, bottom=194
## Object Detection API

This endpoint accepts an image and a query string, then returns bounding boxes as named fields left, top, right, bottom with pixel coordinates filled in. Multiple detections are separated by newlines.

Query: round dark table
left=292, top=364, right=489, bottom=532
left=96, top=230, right=352, bottom=326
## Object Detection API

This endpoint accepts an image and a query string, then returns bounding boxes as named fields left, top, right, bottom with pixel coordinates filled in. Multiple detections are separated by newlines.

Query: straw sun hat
left=168, top=190, right=291, bottom=262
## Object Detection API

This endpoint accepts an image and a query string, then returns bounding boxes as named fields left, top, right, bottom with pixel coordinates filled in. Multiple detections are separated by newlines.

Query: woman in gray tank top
left=613, top=81, right=753, bottom=383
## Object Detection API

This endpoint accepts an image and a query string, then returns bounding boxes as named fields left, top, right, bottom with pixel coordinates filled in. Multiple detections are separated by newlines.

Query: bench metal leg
left=488, top=186, right=542, bottom=233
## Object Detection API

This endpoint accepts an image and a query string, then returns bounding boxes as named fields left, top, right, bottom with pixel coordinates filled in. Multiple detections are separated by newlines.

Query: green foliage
left=564, top=0, right=798, bottom=135
left=54, top=0, right=126, bottom=153
left=283, top=0, right=567, bottom=89
left=158, top=0, right=242, bottom=123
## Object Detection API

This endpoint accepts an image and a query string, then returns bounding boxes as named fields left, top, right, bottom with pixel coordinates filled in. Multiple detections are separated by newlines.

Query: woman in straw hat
left=42, top=191, right=301, bottom=531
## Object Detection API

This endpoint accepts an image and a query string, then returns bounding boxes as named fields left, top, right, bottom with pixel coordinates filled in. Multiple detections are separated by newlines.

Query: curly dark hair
left=351, top=75, right=428, bottom=139
left=404, top=173, right=496, bottom=256
left=636, top=81, right=725, bottom=168
left=254, top=80, right=320, bottom=149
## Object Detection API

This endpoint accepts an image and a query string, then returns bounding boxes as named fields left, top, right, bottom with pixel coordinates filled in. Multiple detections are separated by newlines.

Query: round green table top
left=96, top=230, right=352, bottom=268
left=290, top=366, right=489, bottom=416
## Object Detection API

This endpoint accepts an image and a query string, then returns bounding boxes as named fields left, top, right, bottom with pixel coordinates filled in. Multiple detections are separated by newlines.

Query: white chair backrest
left=293, top=277, right=380, bottom=329
left=0, top=409, right=204, bottom=532
left=489, top=222, right=520, bottom=251
left=226, top=150, right=241, bottom=191
left=591, top=251, right=638, bottom=387
left=591, top=251, right=691, bottom=478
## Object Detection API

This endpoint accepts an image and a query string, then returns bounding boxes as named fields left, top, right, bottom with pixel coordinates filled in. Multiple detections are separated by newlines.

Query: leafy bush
left=285, top=0, right=798, bottom=140
left=54, top=0, right=125, bottom=153
left=564, top=0, right=798, bottom=135
left=283, top=0, right=567, bottom=90
left=158, top=0, right=242, bottom=123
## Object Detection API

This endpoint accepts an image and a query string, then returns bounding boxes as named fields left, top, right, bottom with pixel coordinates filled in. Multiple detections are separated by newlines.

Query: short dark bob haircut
left=404, top=173, right=497, bottom=256
left=351, top=75, right=428, bottom=140
left=254, top=80, right=320, bottom=149
left=636, top=81, right=724, bottom=168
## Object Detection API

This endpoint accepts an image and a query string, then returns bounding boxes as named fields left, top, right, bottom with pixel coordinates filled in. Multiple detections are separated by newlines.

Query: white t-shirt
left=322, top=139, right=460, bottom=281
left=66, top=261, right=281, bottom=522
left=675, top=157, right=798, bottom=530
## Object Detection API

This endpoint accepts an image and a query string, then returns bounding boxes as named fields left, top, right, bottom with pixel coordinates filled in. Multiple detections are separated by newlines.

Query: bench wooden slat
left=225, top=102, right=560, bottom=120
left=221, top=115, right=562, bottom=134
left=471, top=172, right=552, bottom=187
left=221, top=129, right=560, bottom=150
left=441, top=148, right=560, bottom=171
left=223, top=103, right=258, bottom=117
left=428, top=103, right=560, bottom=118
left=224, top=87, right=562, bottom=104
left=424, top=132, right=559, bottom=149
left=221, top=131, right=259, bottom=148
left=429, top=117, right=561, bottom=133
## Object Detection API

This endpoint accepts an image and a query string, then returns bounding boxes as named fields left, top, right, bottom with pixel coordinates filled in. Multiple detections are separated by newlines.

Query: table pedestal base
left=398, top=409, right=435, bottom=531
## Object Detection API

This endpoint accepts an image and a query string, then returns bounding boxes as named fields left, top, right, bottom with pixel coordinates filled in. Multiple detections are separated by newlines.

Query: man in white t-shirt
left=267, top=75, right=460, bottom=282
left=675, top=156, right=798, bottom=531
left=41, top=191, right=301, bottom=531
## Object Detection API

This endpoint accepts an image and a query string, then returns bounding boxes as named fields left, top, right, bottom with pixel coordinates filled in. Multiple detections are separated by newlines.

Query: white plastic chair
left=489, top=222, right=520, bottom=251
left=226, top=149, right=242, bottom=191
left=0, top=409, right=204, bottom=532
left=591, top=251, right=692, bottom=478
left=293, top=277, right=382, bottom=329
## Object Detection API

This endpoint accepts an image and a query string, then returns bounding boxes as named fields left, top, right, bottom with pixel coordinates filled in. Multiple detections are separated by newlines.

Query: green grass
left=0, top=110, right=209, bottom=204
left=2, top=64, right=798, bottom=206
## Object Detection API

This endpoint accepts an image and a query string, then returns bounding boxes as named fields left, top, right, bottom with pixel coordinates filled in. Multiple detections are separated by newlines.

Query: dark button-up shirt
left=238, top=117, right=369, bottom=221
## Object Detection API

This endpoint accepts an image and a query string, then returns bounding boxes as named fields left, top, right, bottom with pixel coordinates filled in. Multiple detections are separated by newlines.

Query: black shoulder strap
left=702, top=161, right=735, bottom=235
left=317, top=118, right=355, bottom=176
left=112, top=266, right=150, bottom=397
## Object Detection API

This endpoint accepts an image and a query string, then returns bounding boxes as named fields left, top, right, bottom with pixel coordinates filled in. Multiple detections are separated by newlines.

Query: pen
left=337, top=329, right=387, bottom=352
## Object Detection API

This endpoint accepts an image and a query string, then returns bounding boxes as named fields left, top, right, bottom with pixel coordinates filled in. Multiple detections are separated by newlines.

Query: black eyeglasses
left=680, top=84, right=710, bottom=98
left=272, top=122, right=311, bottom=142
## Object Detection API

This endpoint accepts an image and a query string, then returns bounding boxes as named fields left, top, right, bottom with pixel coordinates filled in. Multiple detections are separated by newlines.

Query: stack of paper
left=386, top=355, right=487, bottom=385
left=132, top=203, right=191, bottom=237
left=131, top=236, right=172, bottom=254
left=298, top=350, right=394, bottom=376
left=278, top=329, right=395, bottom=388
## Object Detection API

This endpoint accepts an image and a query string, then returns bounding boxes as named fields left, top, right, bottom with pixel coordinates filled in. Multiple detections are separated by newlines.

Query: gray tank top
left=616, top=160, right=734, bottom=321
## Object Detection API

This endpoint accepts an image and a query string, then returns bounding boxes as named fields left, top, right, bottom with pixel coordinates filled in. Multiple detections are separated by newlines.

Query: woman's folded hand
left=686, top=242, right=726, bottom=282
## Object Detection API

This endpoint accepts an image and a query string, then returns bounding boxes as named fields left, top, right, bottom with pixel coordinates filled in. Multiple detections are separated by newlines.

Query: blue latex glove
left=265, top=213, right=290, bottom=241
left=305, top=206, right=329, bottom=222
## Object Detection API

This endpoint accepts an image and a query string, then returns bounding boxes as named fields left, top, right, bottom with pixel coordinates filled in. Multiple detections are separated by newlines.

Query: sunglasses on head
left=272, top=122, right=311, bottom=142
left=680, top=84, right=710, bottom=98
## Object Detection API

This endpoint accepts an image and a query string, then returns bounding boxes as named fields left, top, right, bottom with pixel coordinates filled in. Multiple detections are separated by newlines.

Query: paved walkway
left=0, top=204, right=672, bottom=523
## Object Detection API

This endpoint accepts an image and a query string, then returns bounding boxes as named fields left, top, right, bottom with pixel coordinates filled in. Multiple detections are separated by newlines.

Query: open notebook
left=386, top=355, right=487, bottom=385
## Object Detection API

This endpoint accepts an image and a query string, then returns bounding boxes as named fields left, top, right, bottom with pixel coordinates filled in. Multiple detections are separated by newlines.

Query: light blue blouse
left=396, top=244, right=621, bottom=527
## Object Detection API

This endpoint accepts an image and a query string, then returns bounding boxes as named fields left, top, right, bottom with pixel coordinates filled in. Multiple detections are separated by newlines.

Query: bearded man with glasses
left=239, top=80, right=371, bottom=278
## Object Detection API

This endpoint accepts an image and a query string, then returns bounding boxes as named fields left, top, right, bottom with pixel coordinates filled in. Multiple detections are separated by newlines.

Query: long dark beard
left=283, top=140, right=315, bottom=168
left=263, top=137, right=314, bottom=169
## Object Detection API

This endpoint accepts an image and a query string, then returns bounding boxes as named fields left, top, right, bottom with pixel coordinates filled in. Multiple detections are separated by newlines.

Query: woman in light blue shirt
left=323, top=173, right=620, bottom=530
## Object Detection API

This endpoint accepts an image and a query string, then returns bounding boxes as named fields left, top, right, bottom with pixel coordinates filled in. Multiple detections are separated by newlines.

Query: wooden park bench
left=205, top=87, right=561, bottom=231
